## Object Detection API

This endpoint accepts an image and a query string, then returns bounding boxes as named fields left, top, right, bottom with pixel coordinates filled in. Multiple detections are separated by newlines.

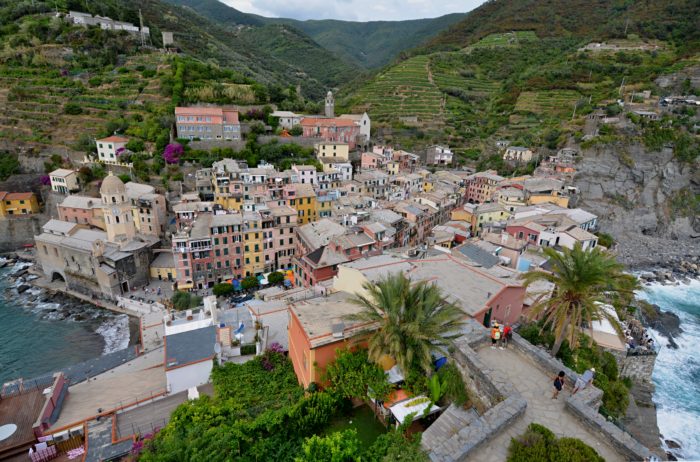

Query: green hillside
left=165, top=0, right=466, bottom=69
left=271, top=14, right=467, bottom=69
left=341, top=0, right=700, bottom=158
left=423, top=0, right=700, bottom=56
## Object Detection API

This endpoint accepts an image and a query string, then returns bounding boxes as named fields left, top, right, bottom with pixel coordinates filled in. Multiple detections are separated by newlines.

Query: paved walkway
left=472, top=347, right=624, bottom=462
left=52, top=349, right=166, bottom=430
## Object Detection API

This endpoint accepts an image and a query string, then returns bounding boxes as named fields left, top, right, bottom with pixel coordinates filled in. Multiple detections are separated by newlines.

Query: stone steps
left=422, top=404, right=479, bottom=450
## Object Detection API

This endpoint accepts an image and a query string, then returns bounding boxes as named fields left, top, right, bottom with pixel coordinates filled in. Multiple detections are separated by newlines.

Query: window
left=223, top=248, right=229, bottom=256
left=185, top=269, right=190, bottom=276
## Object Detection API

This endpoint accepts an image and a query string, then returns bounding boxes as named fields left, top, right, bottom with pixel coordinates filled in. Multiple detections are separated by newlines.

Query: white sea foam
left=637, top=279, right=700, bottom=460
left=95, top=314, right=130, bottom=354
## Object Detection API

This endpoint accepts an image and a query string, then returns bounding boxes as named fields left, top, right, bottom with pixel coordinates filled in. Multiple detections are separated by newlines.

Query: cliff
left=574, top=142, right=700, bottom=268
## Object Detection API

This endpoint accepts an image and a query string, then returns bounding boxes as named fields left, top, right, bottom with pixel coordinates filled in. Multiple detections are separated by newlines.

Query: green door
left=483, top=308, right=493, bottom=327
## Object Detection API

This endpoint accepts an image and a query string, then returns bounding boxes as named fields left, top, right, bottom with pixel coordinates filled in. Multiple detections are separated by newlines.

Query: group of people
left=490, top=321, right=513, bottom=349
left=623, top=319, right=656, bottom=352
left=551, top=368, right=595, bottom=399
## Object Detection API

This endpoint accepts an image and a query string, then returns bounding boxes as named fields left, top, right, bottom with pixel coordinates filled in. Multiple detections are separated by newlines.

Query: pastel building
left=0, top=192, right=40, bottom=216
left=175, top=106, right=241, bottom=140
left=50, top=169, right=79, bottom=194
left=96, top=135, right=128, bottom=163
left=300, top=117, right=361, bottom=149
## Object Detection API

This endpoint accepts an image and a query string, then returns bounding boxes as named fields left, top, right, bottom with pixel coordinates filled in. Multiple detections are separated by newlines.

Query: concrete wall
left=166, top=360, right=212, bottom=395
left=620, top=352, right=657, bottom=385
left=0, top=215, right=45, bottom=252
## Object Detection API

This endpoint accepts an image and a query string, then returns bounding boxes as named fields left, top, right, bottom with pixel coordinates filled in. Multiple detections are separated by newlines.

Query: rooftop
left=50, top=168, right=76, bottom=177
left=97, top=135, right=129, bottom=143
left=297, top=219, right=347, bottom=250
left=341, top=254, right=522, bottom=316
left=59, top=195, right=99, bottom=209
left=151, top=251, right=175, bottom=269
left=290, top=292, right=369, bottom=348
left=165, top=326, right=217, bottom=370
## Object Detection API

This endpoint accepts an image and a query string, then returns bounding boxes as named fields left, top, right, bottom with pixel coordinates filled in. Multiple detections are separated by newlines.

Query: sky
left=221, top=0, right=486, bottom=22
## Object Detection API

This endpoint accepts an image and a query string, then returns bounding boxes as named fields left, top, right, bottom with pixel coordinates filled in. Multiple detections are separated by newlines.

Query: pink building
left=57, top=195, right=104, bottom=229
left=262, top=205, right=298, bottom=272
left=301, top=117, right=360, bottom=149
left=465, top=171, right=505, bottom=204
left=175, top=106, right=240, bottom=140
left=360, top=152, right=383, bottom=170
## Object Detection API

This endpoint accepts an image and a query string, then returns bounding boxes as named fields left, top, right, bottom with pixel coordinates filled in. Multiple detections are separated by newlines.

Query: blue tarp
left=517, top=258, right=531, bottom=272
left=434, top=357, right=447, bottom=370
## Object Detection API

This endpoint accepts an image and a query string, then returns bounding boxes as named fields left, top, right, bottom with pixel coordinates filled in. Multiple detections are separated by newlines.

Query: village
left=0, top=90, right=664, bottom=462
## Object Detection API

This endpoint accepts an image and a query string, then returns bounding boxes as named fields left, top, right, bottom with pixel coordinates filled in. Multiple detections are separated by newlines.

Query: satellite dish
left=214, top=343, right=221, bottom=354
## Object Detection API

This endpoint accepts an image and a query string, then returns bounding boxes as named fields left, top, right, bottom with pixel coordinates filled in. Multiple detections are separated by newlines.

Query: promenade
left=472, top=346, right=624, bottom=462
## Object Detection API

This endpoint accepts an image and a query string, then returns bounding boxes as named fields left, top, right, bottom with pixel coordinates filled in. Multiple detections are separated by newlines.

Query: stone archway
left=51, top=271, right=66, bottom=283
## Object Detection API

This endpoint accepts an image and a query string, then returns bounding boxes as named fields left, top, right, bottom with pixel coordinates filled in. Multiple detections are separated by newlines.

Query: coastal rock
left=639, top=302, right=682, bottom=349
left=16, top=284, right=31, bottom=294
left=665, top=439, right=682, bottom=450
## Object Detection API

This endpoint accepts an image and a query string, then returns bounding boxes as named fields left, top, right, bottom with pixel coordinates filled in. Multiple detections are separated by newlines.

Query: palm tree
left=347, top=272, right=466, bottom=375
left=521, top=243, right=639, bottom=355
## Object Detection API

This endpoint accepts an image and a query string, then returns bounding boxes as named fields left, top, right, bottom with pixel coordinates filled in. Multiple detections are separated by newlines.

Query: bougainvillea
left=39, top=175, right=51, bottom=185
left=163, top=143, right=183, bottom=164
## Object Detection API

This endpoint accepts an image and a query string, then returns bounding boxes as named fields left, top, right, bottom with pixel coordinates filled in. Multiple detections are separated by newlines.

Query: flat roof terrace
left=0, top=388, right=45, bottom=458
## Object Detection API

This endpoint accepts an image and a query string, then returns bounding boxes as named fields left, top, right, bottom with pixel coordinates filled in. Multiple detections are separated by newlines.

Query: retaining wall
left=510, top=333, right=653, bottom=461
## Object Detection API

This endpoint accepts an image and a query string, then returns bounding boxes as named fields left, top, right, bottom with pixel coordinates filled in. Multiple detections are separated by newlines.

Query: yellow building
left=451, top=203, right=511, bottom=235
left=150, top=251, right=176, bottom=281
left=285, top=184, right=317, bottom=225
left=243, top=212, right=264, bottom=277
left=0, top=192, right=40, bottom=217
left=314, top=142, right=349, bottom=161
left=316, top=194, right=334, bottom=219
left=423, top=179, right=434, bottom=193
left=527, top=193, right=569, bottom=208
left=386, top=161, right=400, bottom=175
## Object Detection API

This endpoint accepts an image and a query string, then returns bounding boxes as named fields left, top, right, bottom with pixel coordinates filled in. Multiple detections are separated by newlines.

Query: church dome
left=101, top=172, right=125, bottom=195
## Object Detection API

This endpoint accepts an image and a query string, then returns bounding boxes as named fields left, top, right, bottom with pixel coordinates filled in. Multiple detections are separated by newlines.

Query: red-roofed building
left=175, top=106, right=241, bottom=141
left=301, top=117, right=361, bottom=149
left=96, top=135, right=129, bottom=163
left=0, top=191, right=40, bottom=216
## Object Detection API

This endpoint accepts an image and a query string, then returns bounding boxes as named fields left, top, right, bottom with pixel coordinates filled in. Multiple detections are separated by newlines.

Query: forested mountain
left=165, top=0, right=467, bottom=69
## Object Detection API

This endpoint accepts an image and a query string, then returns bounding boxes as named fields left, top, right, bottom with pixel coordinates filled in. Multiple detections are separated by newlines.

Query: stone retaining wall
left=510, top=333, right=653, bottom=461
left=423, top=336, right=527, bottom=462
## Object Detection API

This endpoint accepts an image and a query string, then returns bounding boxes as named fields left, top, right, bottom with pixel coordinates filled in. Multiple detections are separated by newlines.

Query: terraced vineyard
left=0, top=53, right=168, bottom=157
left=514, top=90, right=582, bottom=117
left=430, top=53, right=500, bottom=98
left=467, top=31, right=538, bottom=50
left=349, top=55, right=444, bottom=124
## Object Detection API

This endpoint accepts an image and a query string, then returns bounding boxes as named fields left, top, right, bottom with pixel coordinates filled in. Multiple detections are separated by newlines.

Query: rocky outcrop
left=574, top=141, right=699, bottom=267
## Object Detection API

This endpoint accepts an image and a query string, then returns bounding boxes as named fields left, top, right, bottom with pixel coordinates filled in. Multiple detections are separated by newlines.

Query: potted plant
left=231, top=338, right=241, bottom=356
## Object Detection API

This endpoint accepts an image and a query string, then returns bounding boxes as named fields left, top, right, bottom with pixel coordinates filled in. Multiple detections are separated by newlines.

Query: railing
left=1, top=374, right=55, bottom=398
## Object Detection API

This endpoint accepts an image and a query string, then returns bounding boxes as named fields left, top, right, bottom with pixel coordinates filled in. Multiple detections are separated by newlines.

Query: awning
left=177, top=283, right=194, bottom=290
left=389, top=395, right=441, bottom=424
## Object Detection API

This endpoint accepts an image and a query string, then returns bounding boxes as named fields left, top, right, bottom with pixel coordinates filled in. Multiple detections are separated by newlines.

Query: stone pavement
left=472, top=346, right=624, bottom=462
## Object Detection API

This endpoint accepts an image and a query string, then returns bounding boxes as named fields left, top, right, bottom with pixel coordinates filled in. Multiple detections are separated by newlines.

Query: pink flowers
left=163, top=143, right=183, bottom=164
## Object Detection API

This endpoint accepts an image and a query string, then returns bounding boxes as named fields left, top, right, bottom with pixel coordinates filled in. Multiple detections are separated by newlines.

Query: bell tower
left=324, top=90, right=335, bottom=118
left=100, top=172, right=136, bottom=243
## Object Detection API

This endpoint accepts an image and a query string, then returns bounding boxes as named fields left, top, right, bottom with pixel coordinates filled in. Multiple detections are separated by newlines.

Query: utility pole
left=139, top=9, right=145, bottom=47
left=624, top=18, right=630, bottom=36
left=618, top=77, right=626, bottom=98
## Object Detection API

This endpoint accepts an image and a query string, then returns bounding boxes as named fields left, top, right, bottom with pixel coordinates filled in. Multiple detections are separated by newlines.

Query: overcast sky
left=221, top=0, right=486, bottom=21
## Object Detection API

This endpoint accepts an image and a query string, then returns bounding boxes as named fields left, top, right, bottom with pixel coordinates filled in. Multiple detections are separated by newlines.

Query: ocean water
left=0, top=263, right=134, bottom=385
left=637, top=279, right=700, bottom=460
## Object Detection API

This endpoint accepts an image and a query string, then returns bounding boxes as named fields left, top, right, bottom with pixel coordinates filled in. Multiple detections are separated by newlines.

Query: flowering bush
left=163, top=143, right=183, bottom=164
left=267, top=342, right=284, bottom=353
left=40, top=175, right=51, bottom=185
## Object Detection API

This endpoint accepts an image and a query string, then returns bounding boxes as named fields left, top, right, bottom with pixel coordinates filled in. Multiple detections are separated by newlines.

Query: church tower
left=324, top=90, right=335, bottom=118
left=100, top=172, right=136, bottom=243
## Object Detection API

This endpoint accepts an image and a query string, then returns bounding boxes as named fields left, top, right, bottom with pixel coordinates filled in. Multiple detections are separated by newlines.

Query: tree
left=241, top=276, right=259, bottom=291
left=0, top=153, right=20, bottom=180
left=126, top=139, right=145, bottom=153
left=520, top=243, right=639, bottom=356
left=295, top=430, right=361, bottom=462
left=348, top=273, right=466, bottom=375
left=267, top=271, right=285, bottom=285
left=289, top=125, right=303, bottom=136
left=213, top=283, right=234, bottom=297
left=324, top=349, right=392, bottom=401
left=171, top=291, right=202, bottom=310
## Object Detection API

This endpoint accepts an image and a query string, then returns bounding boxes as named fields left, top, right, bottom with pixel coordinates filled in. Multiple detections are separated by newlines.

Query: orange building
left=287, top=292, right=374, bottom=388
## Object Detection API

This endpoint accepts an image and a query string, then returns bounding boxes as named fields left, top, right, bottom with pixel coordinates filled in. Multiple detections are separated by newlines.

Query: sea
left=637, top=278, right=700, bottom=460
left=0, top=261, right=137, bottom=385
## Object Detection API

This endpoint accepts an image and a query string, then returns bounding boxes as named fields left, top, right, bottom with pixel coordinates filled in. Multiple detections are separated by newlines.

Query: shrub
left=118, top=173, right=131, bottom=183
left=296, top=430, right=361, bottom=462
left=213, top=283, right=234, bottom=297
left=170, top=291, right=202, bottom=310
left=64, top=102, right=83, bottom=115
left=267, top=271, right=285, bottom=285
left=126, top=139, right=145, bottom=153
left=163, top=143, right=183, bottom=164
left=241, top=344, right=256, bottom=355
left=241, top=275, right=259, bottom=291
left=324, top=349, right=392, bottom=401
left=0, top=153, right=20, bottom=180
left=438, top=363, right=469, bottom=406
left=507, top=423, right=604, bottom=462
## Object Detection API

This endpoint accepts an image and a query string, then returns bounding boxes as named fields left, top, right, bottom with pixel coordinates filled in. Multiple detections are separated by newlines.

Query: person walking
left=502, top=323, right=512, bottom=349
left=490, top=322, right=501, bottom=349
left=572, top=368, right=595, bottom=395
left=552, top=370, right=566, bottom=399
